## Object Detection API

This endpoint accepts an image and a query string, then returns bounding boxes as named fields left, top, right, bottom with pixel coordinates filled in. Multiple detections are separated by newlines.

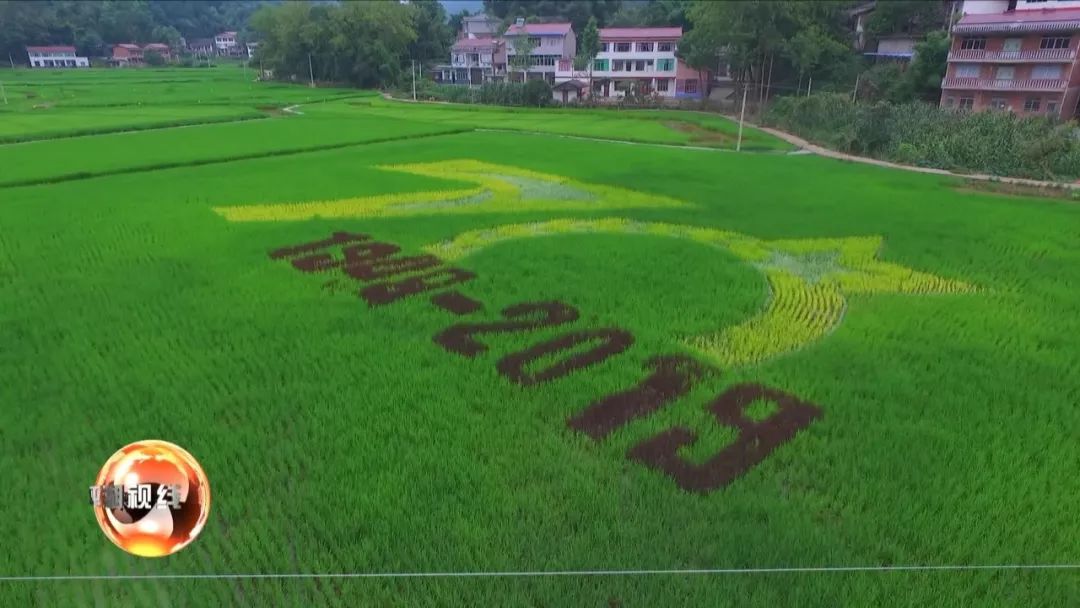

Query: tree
left=482, top=0, right=622, bottom=31
left=610, top=0, right=690, bottom=29
left=688, top=1, right=856, bottom=103
left=676, top=28, right=716, bottom=101
left=448, top=9, right=471, bottom=36
left=574, top=16, right=599, bottom=101
left=866, top=0, right=949, bottom=39
left=900, top=30, right=950, bottom=102
left=151, top=24, right=182, bottom=50
left=144, top=49, right=165, bottom=66
left=406, top=0, right=451, bottom=69
left=508, top=34, right=538, bottom=82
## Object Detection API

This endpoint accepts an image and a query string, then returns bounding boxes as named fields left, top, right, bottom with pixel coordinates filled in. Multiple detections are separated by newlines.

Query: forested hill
left=0, top=0, right=266, bottom=59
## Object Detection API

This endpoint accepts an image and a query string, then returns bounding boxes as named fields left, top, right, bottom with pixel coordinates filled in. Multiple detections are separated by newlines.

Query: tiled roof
left=599, top=27, right=682, bottom=40
left=26, top=45, right=76, bottom=52
left=954, top=7, right=1080, bottom=33
left=452, top=37, right=501, bottom=52
left=505, top=22, right=572, bottom=36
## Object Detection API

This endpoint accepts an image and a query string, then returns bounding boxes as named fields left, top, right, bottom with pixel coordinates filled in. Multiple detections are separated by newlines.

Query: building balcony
left=947, top=48, right=1077, bottom=62
left=940, top=77, right=1068, bottom=92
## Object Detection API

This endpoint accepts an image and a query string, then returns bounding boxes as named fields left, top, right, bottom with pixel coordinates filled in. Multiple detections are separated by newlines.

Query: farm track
left=0, top=113, right=269, bottom=146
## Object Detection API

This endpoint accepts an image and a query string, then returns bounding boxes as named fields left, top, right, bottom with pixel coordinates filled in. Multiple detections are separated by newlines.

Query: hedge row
left=417, top=81, right=553, bottom=107
left=764, top=93, right=1080, bottom=181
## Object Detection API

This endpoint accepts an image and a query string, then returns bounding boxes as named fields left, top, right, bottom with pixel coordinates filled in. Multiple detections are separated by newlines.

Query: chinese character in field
left=89, top=485, right=102, bottom=506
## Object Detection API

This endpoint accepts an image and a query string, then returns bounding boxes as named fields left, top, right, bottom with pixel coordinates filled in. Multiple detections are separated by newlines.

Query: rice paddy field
left=1, top=67, right=1078, bottom=607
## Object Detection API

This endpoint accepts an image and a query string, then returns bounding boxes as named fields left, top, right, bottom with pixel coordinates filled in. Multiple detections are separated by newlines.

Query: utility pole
left=736, top=87, right=747, bottom=152
left=7, top=53, right=14, bottom=69
left=307, top=52, right=315, bottom=88
left=807, top=75, right=813, bottom=97
left=852, top=73, right=861, bottom=102
left=411, top=59, right=417, bottom=101
left=0, top=81, right=7, bottom=105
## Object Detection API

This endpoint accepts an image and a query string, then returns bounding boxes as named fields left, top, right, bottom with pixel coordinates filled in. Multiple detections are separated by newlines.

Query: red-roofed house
left=504, top=19, right=576, bottom=82
left=112, top=43, right=144, bottom=65
left=940, top=0, right=1080, bottom=118
left=553, top=27, right=708, bottom=102
left=436, top=36, right=507, bottom=85
left=25, top=46, right=89, bottom=68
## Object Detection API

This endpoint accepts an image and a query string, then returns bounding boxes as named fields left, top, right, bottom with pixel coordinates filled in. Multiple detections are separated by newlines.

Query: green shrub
left=765, top=93, right=1080, bottom=181
left=417, top=81, right=550, bottom=108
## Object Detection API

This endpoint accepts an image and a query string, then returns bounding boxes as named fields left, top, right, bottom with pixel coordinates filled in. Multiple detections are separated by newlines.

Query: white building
left=214, top=31, right=238, bottom=55
left=553, top=27, right=707, bottom=102
left=26, top=46, right=90, bottom=68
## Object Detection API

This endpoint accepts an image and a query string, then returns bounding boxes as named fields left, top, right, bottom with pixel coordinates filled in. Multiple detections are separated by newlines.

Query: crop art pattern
left=428, top=218, right=975, bottom=368
left=212, top=160, right=687, bottom=222
left=224, top=160, right=977, bottom=492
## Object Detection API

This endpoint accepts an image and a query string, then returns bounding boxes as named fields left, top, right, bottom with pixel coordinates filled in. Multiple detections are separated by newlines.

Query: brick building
left=941, top=0, right=1080, bottom=118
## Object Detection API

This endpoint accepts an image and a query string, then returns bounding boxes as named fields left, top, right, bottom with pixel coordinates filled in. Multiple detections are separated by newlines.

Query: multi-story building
left=461, top=14, right=500, bottom=37
left=25, top=46, right=90, bottom=68
left=437, top=36, right=507, bottom=85
left=214, top=31, right=239, bottom=56
left=112, top=43, right=173, bottom=66
left=552, top=27, right=707, bottom=102
left=941, top=0, right=1080, bottom=118
left=504, top=20, right=576, bottom=82
left=112, top=43, right=144, bottom=65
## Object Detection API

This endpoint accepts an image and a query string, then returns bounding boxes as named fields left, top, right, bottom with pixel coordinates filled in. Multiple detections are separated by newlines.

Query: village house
left=214, top=31, right=240, bottom=56
left=552, top=27, right=708, bottom=103
left=504, top=19, right=576, bottom=82
left=941, top=0, right=1080, bottom=118
left=25, top=45, right=89, bottom=68
left=436, top=36, right=507, bottom=85
left=112, top=43, right=144, bottom=65
left=187, top=38, right=215, bottom=56
left=111, top=43, right=173, bottom=66
left=461, top=14, right=500, bottom=37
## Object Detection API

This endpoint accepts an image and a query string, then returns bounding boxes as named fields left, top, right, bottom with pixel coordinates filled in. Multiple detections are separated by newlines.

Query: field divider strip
left=0, top=114, right=269, bottom=146
left=3, top=563, right=1079, bottom=581
left=472, top=128, right=785, bottom=153
left=0, top=129, right=476, bottom=190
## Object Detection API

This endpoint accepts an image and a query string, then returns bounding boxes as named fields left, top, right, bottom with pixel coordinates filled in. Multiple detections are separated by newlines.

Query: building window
left=614, top=80, right=630, bottom=92
left=1040, top=36, right=1071, bottom=50
left=656, top=58, right=674, bottom=71
left=634, top=60, right=650, bottom=71
left=1032, top=64, right=1063, bottom=79
left=959, top=97, right=974, bottom=109
left=528, top=37, right=541, bottom=46
left=637, top=42, right=654, bottom=52
left=994, top=66, right=1014, bottom=80
left=1023, top=97, right=1041, bottom=112
left=684, top=79, right=698, bottom=94
left=1002, top=38, right=1022, bottom=53
left=656, top=79, right=669, bottom=92
left=658, top=42, right=673, bottom=52
left=594, top=58, right=609, bottom=71
left=954, top=63, right=980, bottom=78
left=1047, top=101, right=1058, bottom=114
left=989, top=97, right=1008, bottom=110
left=470, top=53, right=479, bottom=63
left=612, top=60, right=625, bottom=71
left=960, top=37, right=986, bottom=50
left=614, top=42, right=631, bottom=52
left=600, top=43, right=609, bottom=52
left=945, top=97, right=955, bottom=107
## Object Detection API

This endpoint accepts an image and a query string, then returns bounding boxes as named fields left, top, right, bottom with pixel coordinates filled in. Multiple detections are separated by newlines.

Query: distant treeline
left=0, top=1, right=263, bottom=60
